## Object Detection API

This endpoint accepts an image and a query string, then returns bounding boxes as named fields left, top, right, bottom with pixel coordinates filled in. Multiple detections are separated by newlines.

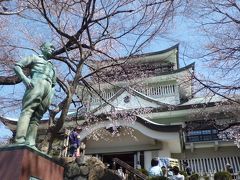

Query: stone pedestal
left=0, top=145, right=64, bottom=180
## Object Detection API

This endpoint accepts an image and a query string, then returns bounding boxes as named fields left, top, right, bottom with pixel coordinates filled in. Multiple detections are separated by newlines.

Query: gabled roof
left=0, top=116, right=49, bottom=132
left=1, top=95, right=231, bottom=135
left=83, top=62, right=194, bottom=93
left=123, top=44, right=179, bottom=69
left=87, top=44, right=180, bottom=70
left=180, top=95, right=227, bottom=106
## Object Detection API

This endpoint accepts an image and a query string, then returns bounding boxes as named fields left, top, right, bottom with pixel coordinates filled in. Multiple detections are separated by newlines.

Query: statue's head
left=40, top=42, right=55, bottom=59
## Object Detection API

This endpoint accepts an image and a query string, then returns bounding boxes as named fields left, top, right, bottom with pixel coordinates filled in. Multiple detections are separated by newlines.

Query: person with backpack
left=69, top=126, right=81, bottom=157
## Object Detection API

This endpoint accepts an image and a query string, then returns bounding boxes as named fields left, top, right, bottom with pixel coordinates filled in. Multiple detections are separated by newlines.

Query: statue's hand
left=23, top=78, right=34, bottom=89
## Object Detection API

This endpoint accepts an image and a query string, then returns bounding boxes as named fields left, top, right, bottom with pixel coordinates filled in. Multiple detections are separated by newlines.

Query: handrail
left=113, top=158, right=148, bottom=180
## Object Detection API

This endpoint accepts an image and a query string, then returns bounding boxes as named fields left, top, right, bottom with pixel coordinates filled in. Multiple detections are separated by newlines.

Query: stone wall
left=61, top=156, right=122, bottom=180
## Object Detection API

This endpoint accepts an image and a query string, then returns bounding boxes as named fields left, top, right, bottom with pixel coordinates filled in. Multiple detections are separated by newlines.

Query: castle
left=2, top=44, right=240, bottom=173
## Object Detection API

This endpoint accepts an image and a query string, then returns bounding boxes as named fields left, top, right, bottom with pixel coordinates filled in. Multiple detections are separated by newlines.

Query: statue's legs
left=25, top=106, right=45, bottom=147
left=15, top=83, right=44, bottom=144
left=25, top=118, right=39, bottom=147
left=25, top=82, right=53, bottom=147
left=15, top=111, right=32, bottom=144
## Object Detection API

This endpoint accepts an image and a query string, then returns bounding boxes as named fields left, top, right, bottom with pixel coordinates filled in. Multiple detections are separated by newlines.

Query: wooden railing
left=113, top=158, right=148, bottom=180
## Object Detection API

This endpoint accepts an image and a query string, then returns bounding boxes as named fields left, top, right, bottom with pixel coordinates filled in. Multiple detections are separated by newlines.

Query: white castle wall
left=144, top=142, right=172, bottom=170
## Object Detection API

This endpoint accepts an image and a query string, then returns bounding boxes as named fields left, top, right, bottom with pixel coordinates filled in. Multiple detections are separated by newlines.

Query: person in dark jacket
left=183, top=161, right=192, bottom=176
left=226, top=163, right=234, bottom=178
left=226, top=163, right=234, bottom=173
left=69, top=126, right=81, bottom=157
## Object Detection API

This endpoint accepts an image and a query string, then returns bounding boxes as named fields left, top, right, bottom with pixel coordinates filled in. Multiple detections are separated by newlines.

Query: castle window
left=137, top=84, right=176, bottom=97
left=186, top=129, right=219, bottom=142
left=91, top=91, right=115, bottom=103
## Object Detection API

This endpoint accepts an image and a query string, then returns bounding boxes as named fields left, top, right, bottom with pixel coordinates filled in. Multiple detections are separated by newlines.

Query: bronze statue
left=13, top=42, right=56, bottom=149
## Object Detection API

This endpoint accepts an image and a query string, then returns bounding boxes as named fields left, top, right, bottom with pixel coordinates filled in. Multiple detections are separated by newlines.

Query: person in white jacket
left=149, top=157, right=163, bottom=177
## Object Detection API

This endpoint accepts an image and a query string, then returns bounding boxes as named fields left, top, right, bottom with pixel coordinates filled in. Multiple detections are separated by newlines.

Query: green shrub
left=214, top=172, right=232, bottom=180
left=180, top=171, right=188, bottom=178
left=189, top=173, right=199, bottom=180
left=139, top=168, right=148, bottom=176
left=203, top=176, right=210, bottom=180
left=147, top=176, right=169, bottom=180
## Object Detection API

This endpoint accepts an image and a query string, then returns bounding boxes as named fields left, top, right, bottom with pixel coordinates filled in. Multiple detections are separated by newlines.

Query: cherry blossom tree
left=0, top=0, right=182, bottom=150
left=184, top=0, right=240, bottom=145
